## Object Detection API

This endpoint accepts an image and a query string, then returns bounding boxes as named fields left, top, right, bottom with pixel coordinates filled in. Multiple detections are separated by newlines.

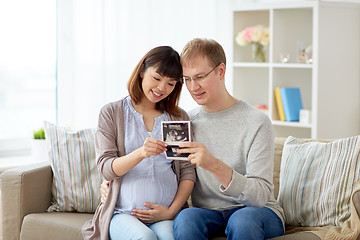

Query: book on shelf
left=274, top=87, right=286, bottom=121
left=161, top=121, right=191, bottom=160
left=280, top=87, right=303, bottom=122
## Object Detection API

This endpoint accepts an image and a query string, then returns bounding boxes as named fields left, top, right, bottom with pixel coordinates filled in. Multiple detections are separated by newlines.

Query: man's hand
left=178, top=141, right=233, bottom=188
left=177, top=142, right=218, bottom=171
left=100, top=180, right=110, bottom=204
left=131, top=203, right=174, bottom=223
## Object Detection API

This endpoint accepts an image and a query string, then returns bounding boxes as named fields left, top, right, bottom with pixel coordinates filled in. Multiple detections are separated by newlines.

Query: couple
left=82, top=38, right=285, bottom=240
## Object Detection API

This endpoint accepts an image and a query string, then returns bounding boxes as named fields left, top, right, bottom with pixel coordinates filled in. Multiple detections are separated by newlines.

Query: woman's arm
left=168, top=179, right=195, bottom=216
left=111, top=137, right=167, bottom=176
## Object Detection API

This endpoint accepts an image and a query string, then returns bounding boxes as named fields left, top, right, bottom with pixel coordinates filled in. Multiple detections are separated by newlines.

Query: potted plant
left=33, top=128, right=45, bottom=140
left=32, top=127, right=48, bottom=161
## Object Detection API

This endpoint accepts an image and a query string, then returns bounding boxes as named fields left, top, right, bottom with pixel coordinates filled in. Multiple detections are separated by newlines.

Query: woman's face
left=141, top=66, right=178, bottom=104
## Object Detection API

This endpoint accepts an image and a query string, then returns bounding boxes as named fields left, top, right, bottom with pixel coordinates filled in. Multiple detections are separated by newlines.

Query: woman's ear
left=140, top=70, right=144, bottom=78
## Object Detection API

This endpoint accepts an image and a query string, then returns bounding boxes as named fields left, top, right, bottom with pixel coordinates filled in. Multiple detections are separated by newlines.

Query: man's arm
left=179, top=142, right=233, bottom=188
left=178, top=119, right=275, bottom=208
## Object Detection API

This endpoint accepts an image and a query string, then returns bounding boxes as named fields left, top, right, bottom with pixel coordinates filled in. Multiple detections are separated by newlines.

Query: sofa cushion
left=269, top=232, right=320, bottom=240
left=278, top=135, right=360, bottom=227
left=20, top=212, right=93, bottom=240
left=44, top=121, right=102, bottom=213
left=273, top=137, right=288, bottom=199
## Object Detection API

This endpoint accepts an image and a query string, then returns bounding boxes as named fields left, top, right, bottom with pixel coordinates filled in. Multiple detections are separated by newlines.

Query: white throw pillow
left=278, top=135, right=360, bottom=227
left=44, top=121, right=102, bottom=213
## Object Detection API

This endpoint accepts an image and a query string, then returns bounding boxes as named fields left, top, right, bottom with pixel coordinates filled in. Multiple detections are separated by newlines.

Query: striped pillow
left=277, top=135, right=360, bottom=227
left=44, top=121, right=102, bottom=213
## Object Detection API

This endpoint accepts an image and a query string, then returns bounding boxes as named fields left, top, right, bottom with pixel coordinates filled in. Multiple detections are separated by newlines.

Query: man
left=173, top=38, right=284, bottom=240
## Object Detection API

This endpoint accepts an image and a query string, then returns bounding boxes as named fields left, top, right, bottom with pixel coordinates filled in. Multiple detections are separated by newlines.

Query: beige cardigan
left=82, top=99, right=196, bottom=240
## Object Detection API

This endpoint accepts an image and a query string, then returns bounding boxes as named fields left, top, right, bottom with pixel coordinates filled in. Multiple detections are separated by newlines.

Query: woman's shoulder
left=178, top=107, right=190, bottom=120
left=167, top=107, right=189, bottom=121
left=100, top=98, right=126, bottom=114
left=176, top=107, right=190, bottom=121
left=97, top=98, right=128, bottom=126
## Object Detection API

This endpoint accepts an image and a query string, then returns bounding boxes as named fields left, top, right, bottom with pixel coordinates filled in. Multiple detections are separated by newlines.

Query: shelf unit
left=231, top=1, right=360, bottom=139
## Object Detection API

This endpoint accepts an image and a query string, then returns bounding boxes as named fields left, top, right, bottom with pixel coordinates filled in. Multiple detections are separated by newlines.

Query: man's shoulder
left=236, top=100, right=270, bottom=119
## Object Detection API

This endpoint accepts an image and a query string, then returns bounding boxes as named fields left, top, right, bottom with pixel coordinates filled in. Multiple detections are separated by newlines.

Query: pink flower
left=235, top=25, right=269, bottom=47
left=243, top=27, right=254, bottom=42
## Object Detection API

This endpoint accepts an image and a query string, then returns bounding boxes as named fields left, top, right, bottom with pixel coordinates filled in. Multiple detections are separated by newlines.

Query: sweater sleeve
left=95, top=101, right=123, bottom=181
left=220, top=113, right=275, bottom=208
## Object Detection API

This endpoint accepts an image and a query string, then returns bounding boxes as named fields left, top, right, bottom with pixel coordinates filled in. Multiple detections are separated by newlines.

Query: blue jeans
left=173, top=207, right=284, bottom=240
left=109, top=213, right=174, bottom=240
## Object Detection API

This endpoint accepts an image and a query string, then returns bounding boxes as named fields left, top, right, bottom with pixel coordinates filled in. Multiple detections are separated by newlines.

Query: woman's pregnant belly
left=115, top=162, right=178, bottom=214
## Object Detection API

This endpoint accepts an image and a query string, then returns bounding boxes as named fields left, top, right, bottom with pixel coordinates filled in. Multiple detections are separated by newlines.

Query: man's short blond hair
left=181, top=38, right=226, bottom=68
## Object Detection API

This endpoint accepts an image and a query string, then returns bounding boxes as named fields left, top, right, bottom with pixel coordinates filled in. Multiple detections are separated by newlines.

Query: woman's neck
left=131, top=98, right=162, bottom=132
left=132, top=98, right=157, bottom=114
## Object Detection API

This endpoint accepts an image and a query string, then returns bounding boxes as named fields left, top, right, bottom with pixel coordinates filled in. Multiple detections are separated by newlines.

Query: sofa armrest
left=1, top=161, right=53, bottom=240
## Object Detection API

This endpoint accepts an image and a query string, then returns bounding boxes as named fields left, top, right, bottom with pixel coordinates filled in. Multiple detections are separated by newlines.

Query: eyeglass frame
left=181, top=63, right=221, bottom=84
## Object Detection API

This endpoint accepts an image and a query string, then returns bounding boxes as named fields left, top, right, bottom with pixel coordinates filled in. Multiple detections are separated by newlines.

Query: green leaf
left=33, top=128, right=45, bottom=139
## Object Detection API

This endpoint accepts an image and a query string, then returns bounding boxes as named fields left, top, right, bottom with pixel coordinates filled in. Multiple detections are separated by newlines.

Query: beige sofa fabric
left=5, top=137, right=358, bottom=240
left=1, top=162, right=52, bottom=240
left=20, top=212, right=92, bottom=240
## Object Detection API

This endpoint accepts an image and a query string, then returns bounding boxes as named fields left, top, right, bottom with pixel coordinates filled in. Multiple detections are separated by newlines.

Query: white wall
left=57, top=0, right=360, bottom=130
left=57, top=0, right=234, bottom=129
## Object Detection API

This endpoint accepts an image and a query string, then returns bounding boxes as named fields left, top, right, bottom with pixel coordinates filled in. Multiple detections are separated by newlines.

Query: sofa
left=1, top=137, right=359, bottom=240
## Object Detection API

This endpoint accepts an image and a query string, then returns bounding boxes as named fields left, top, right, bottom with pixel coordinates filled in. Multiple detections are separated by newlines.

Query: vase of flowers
left=251, top=42, right=266, bottom=62
left=235, top=25, right=269, bottom=62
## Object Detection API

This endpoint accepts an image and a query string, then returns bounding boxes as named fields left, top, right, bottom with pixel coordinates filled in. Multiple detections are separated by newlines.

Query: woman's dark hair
left=127, top=46, right=183, bottom=117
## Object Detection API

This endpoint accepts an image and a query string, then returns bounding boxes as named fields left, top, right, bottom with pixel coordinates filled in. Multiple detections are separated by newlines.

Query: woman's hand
left=112, top=137, right=167, bottom=176
left=139, top=137, right=167, bottom=159
left=131, top=203, right=174, bottom=223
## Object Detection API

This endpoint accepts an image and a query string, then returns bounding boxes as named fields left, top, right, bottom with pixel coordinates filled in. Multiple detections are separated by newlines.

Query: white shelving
left=231, top=1, right=360, bottom=139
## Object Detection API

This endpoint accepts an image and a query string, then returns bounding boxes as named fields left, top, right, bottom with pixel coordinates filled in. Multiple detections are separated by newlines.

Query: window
left=0, top=0, right=56, bottom=156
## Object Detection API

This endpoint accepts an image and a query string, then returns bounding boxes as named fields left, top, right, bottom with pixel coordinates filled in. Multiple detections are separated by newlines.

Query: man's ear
left=219, top=63, right=226, bottom=81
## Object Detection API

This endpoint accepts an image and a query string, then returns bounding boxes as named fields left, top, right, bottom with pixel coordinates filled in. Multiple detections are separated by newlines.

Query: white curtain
left=57, top=0, right=233, bottom=130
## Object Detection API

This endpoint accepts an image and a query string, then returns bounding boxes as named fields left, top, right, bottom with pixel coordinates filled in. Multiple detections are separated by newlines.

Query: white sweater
left=189, top=100, right=285, bottom=226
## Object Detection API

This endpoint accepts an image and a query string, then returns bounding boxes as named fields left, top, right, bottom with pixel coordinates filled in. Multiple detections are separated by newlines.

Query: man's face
left=182, top=57, right=223, bottom=107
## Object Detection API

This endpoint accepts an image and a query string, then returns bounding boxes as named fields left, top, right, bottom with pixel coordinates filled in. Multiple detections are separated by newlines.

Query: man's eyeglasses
left=181, top=63, right=220, bottom=84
